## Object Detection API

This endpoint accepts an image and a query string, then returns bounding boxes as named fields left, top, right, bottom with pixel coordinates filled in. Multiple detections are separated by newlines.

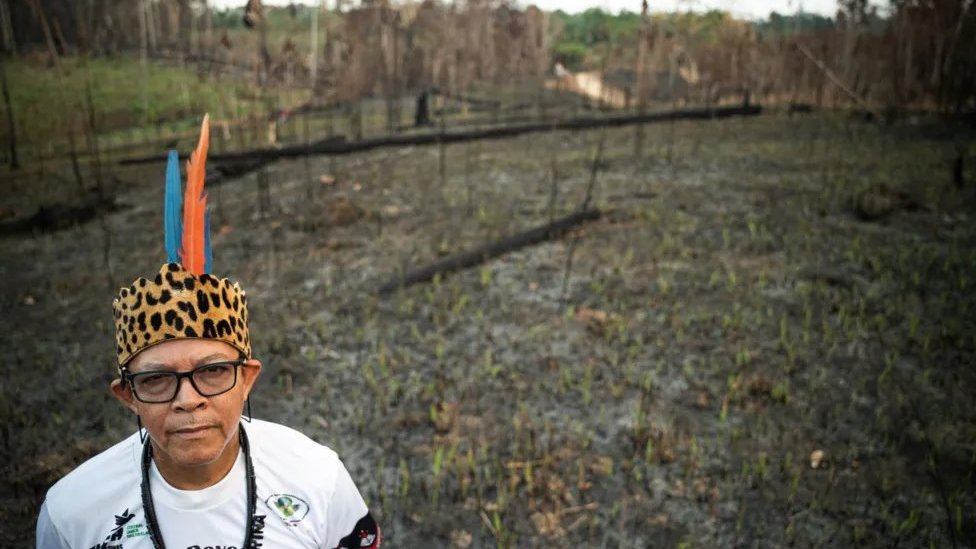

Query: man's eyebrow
left=194, top=353, right=234, bottom=366
left=134, top=353, right=233, bottom=372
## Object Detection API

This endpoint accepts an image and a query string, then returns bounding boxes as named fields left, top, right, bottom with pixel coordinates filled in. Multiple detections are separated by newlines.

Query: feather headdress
left=164, top=150, right=183, bottom=263
left=113, top=114, right=250, bottom=367
left=180, top=114, right=211, bottom=275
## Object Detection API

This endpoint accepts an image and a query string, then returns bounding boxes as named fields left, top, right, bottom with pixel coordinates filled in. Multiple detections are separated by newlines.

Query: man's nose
left=172, top=376, right=206, bottom=409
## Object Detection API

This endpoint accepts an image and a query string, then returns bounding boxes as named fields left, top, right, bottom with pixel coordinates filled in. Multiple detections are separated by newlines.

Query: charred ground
left=1, top=113, right=975, bottom=547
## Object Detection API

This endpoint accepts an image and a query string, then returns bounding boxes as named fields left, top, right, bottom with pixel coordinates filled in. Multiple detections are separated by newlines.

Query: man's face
left=111, top=339, right=261, bottom=472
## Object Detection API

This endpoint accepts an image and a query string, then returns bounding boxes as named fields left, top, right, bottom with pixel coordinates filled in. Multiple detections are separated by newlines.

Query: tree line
left=1, top=0, right=973, bottom=114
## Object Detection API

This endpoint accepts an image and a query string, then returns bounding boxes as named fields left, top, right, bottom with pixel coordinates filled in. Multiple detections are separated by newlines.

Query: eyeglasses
left=123, top=358, right=247, bottom=404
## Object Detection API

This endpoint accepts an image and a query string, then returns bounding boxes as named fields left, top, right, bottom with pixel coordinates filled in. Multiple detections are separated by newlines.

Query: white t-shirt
left=36, top=419, right=378, bottom=549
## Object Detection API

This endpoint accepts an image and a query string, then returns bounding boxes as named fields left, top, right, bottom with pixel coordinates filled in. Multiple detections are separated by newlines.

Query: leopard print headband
left=113, top=263, right=251, bottom=367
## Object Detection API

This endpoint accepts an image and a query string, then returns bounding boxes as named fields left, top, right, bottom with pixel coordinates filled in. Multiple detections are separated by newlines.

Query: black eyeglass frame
left=121, top=357, right=248, bottom=404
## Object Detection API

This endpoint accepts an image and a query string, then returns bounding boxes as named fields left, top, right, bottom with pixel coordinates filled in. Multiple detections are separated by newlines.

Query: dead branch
left=796, top=43, right=882, bottom=121
left=562, top=129, right=606, bottom=299
left=378, top=208, right=602, bottom=295
left=0, top=194, right=124, bottom=237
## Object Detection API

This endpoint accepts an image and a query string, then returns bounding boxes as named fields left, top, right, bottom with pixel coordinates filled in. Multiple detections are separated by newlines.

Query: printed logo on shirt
left=87, top=508, right=136, bottom=549
left=265, top=493, right=310, bottom=524
left=125, top=522, right=150, bottom=539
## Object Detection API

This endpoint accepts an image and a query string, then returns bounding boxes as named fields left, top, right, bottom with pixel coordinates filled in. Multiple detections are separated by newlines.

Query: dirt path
left=550, top=70, right=629, bottom=108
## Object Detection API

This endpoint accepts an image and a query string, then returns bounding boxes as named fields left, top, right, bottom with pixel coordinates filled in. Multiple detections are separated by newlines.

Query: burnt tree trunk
left=0, top=53, right=17, bottom=169
left=378, top=208, right=602, bottom=295
left=415, top=90, right=431, bottom=127
left=124, top=105, right=763, bottom=166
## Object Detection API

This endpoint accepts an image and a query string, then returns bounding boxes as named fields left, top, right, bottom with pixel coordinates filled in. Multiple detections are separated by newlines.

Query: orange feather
left=180, top=114, right=210, bottom=275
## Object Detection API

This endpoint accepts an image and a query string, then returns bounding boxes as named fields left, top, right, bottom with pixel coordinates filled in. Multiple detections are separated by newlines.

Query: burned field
left=2, top=113, right=975, bottom=546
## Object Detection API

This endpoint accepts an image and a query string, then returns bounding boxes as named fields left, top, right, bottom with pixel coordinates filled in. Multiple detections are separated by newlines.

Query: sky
left=209, top=0, right=840, bottom=20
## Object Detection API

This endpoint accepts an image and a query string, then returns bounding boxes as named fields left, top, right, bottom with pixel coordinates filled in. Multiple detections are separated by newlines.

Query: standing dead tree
left=26, top=0, right=84, bottom=191
left=0, top=53, right=17, bottom=169
left=0, top=0, right=15, bottom=54
left=633, top=0, right=650, bottom=160
left=315, top=0, right=550, bottom=108
left=244, top=0, right=271, bottom=87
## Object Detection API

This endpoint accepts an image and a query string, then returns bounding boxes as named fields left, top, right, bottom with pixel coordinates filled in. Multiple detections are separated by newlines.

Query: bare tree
left=0, top=0, right=16, bottom=54
left=0, top=54, right=18, bottom=168
left=634, top=0, right=649, bottom=160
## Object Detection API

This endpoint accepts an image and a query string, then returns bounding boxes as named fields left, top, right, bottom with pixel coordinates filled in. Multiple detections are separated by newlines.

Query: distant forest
left=1, top=1, right=973, bottom=114
left=203, top=5, right=841, bottom=70
left=549, top=9, right=838, bottom=69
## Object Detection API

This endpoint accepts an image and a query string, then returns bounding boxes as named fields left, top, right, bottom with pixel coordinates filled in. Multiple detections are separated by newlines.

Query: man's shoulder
left=247, top=418, right=339, bottom=462
left=246, top=418, right=348, bottom=493
left=44, top=431, right=141, bottom=520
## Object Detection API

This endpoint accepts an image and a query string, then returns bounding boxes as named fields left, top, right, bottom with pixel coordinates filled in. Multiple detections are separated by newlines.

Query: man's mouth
left=171, top=425, right=216, bottom=436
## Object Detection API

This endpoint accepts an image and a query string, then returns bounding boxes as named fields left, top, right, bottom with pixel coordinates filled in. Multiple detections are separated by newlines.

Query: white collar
left=148, top=449, right=245, bottom=512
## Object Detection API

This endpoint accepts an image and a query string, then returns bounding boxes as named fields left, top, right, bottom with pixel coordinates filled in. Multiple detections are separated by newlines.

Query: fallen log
left=0, top=194, right=124, bottom=237
left=206, top=136, right=347, bottom=186
left=378, top=208, right=602, bottom=295
left=787, top=103, right=815, bottom=115
left=210, top=158, right=267, bottom=183
left=120, top=104, right=762, bottom=166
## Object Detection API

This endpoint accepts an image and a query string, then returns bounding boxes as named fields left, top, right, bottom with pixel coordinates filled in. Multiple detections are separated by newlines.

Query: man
left=36, top=118, right=380, bottom=549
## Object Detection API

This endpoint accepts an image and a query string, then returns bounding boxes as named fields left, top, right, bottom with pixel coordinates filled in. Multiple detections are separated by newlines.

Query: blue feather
left=204, top=211, right=213, bottom=274
left=164, top=150, right=183, bottom=263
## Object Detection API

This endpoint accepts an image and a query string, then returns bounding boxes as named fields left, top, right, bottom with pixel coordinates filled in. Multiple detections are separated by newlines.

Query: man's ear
left=110, top=379, right=139, bottom=414
left=241, top=358, right=262, bottom=398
